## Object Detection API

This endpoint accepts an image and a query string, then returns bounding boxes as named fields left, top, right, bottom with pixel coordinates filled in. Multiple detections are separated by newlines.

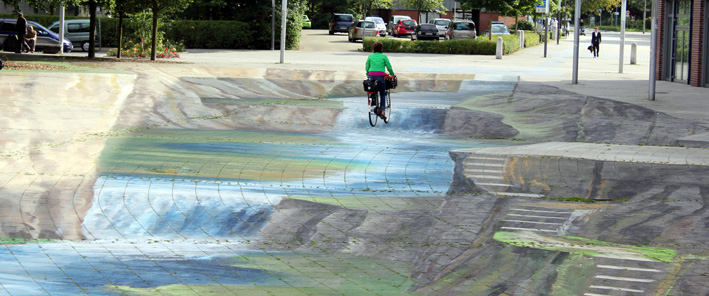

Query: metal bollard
left=496, top=37, right=503, bottom=59
left=630, top=42, right=637, bottom=65
left=517, top=30, right=525, bottom=48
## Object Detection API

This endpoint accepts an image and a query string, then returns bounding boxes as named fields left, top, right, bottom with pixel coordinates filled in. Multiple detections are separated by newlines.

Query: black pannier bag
left=385, top=76, right=397, bottom=89
left=363, top=79, right=378, bottom=92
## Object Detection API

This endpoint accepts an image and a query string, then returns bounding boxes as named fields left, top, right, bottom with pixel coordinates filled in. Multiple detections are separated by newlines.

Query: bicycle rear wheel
left=368, top=93, right=378, bottom=127
left=383, top=90, right=391, bottom=124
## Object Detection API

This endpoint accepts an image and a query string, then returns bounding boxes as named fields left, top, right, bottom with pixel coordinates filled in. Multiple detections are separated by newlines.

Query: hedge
left=2, top=14, right=300, bottom=50
left=363, top=33, right=544, bottom=56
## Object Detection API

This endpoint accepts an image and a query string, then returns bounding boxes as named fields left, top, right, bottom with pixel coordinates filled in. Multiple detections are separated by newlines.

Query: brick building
left=655, top=0, right=707, bottom=87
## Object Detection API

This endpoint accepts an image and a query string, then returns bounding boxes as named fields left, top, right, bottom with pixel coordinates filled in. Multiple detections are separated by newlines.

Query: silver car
left=365, top=17, right=387, bottom=37
left=430, top=18, right=451, bottom=37
left=348, top=21, right=379, bottom=42
left=445, top=20, right=477, bottom=40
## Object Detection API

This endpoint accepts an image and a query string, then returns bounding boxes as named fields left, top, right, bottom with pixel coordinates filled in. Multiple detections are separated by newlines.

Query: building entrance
left=667, top=0, right=692, bottom=83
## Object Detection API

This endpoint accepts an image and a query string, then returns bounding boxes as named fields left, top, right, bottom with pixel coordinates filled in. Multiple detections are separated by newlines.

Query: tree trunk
left=151, top=1, right=159, bottom=61
left=117, top=14, right=123, bottom=59
left=88, top=0, right=97, bottom=58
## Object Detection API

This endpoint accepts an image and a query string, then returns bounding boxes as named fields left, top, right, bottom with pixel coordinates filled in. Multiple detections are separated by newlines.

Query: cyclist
left=365, top=41, right=394, bottom=119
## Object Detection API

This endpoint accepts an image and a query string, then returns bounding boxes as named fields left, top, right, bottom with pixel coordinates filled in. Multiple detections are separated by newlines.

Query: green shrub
left=515, top=20, right=534, bottom=31
left=167, top=21, right=252, bottom=49
left=364, top=37, right=500, bottom=55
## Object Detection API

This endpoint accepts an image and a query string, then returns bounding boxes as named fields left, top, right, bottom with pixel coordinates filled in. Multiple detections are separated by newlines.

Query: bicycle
left=363, top=75, right=396, bottom=127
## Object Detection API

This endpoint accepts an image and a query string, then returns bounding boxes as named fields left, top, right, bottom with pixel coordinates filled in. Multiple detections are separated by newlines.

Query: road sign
left=536, top=0, right=549, bottom=14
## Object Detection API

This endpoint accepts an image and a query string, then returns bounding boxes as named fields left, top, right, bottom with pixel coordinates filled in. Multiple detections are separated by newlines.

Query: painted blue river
left=0, top=78, right=516, bottom=294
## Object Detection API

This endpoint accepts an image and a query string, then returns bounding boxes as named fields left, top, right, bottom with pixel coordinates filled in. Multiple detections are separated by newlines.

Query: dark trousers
left=368, top=75, right=387, bottom=111
left=16, top=33, right=29, bottom=53
left=592, top=42, right=600, bottom=57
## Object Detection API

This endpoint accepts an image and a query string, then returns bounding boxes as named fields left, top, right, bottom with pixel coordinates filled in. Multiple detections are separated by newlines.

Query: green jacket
left=365, top=52, right=394, bottom=76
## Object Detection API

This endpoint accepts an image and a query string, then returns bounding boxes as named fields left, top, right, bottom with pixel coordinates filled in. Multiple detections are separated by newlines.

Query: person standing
left=16, top=13, right=29, bottom=53
left=591, top=27, right=602, bottom=57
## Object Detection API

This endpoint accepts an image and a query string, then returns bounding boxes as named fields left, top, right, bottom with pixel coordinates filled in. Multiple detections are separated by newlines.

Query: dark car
left=329, top=13, right=354, bottom=35
left=0, top=19, right=73, bottom=53
left=411, top=23, right=439, bottom=41
left=392, top=19, right=417, bottom=37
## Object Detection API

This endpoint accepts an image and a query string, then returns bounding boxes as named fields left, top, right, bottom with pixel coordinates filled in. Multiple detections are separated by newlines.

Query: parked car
left=411, top=23, right=439, bottom=41
left=430, top=18, right=451, bottom=37
left=48, top=19, right=95, bottom=52
left=1, top=18, right=73, bottom=53
left=348, top=20, right=379, bottom=42
left=445, top=20, right=476, bottom=40
left=329, top=13, right=354, bottom=35
left=301, top=15, right=311, bottom=28
left=484, top=21, right=511, bottom=36
left=364, top=16, right=387, bottom=37
left=388, top=15, right=411, bottom=35
left=392, top=19, right=417, bottom=37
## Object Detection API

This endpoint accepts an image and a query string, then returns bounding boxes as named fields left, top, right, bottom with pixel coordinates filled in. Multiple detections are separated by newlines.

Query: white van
left=48, top=19, right=96, bottom=52
left=388, top=15, right=411, bottom=35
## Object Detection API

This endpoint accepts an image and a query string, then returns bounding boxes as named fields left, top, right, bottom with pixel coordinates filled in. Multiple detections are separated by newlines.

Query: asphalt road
left=298, top=29, right=364, bottom=52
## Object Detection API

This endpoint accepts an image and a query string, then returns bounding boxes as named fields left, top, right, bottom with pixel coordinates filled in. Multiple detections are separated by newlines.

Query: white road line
left=465, top=175, right=505, bottom=180
left=596, top=265, right=662, bottom=273
left=500, top=227, right=557, bottom=233
left=465, top=168, right=504, bottom=173
left=495, top=192, right=545, bottom=198
left=502, top=219, right=564, bottom=225
left=465, top=162, right=506, bottom=167
left=593, top=255, right=659, bottom=262
left=511, top=208, right=573, bottom=214
left=589, top=285, right=644, bottom=293
left=583, top=293, right=611, bottom=296
left=595, top=275, right=654, bottom=283
left=507, top=214, right=568, bottom=220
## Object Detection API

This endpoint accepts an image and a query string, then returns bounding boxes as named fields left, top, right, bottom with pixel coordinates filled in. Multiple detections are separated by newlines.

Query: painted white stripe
left=465, top=174, right=505, bottom=180
left=596, top=265, right=662, bottom=273
left=500, top=227, right=557, bottom=233
left=502, top=219, right=564, bottom=225
left=511, top=208, right=573, bottom=214
left=465, top=168, right=504, bottom=173
left=595, top=275, right=654, bottom=283
left=593, top=255, right=659, bottom=262
left=476, top=182, right=510, bottom=187
left=589, top=285, right=644, bottom=293
left=465, top=162, right=506, bottom=167
left=495, top=192, right=545, bottom=198
left=507, top=214, right=568, bottom=220
left=583, top=294, right=610, bottom=296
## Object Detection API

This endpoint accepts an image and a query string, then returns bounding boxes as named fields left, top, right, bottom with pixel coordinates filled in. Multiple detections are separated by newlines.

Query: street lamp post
left=280, top=0, right=287, bottom=63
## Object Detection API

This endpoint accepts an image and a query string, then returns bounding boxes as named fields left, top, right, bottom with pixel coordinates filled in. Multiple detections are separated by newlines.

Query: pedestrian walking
left=591, top=27, right=602, bottom=57
left=16, top=12, right=29, bottom=53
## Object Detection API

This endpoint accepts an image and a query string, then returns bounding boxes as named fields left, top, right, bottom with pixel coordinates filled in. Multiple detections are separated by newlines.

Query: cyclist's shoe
left=379, top=110, right=387, bottom=120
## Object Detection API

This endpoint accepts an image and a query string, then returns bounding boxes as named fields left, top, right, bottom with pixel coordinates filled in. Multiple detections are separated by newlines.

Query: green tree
left=113, top=0, right=146, bottom=58
left=147, top=0, right=193, bottom=60
left=400, top=0, right=447, bottom=23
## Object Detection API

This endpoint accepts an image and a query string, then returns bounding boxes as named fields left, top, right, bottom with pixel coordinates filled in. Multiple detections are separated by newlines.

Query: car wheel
left=81, top=41, right=89, bottom=52
left=329, top=30, right=334, bottom=35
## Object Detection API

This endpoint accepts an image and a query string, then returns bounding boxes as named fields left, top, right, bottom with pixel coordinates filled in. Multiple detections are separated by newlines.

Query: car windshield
left=454, top=22, right=473, bottom=30
left=434, top=20, right=450, bottom=26
left=334, top=15, right=353, bottom=22
left=402, top=20, right=416, bottom=26
left=358, top=21, right=376, bottom=28
left=366, top=17, right=384, bottom=24
left=491, top=25, right=508, bottom=33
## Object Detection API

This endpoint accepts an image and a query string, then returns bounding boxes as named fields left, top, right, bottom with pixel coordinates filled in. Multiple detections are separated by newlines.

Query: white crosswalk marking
left=507, top=214, right=568, bottom=220
left=595, top=275, right=654, bottom=283
left=589, top=285, right=644, bottom=293
left=596, top=265, right=662, bottom=273
left=500, top=226, right=557, bottom=233
left=502, top=219, right=564, bottom=225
